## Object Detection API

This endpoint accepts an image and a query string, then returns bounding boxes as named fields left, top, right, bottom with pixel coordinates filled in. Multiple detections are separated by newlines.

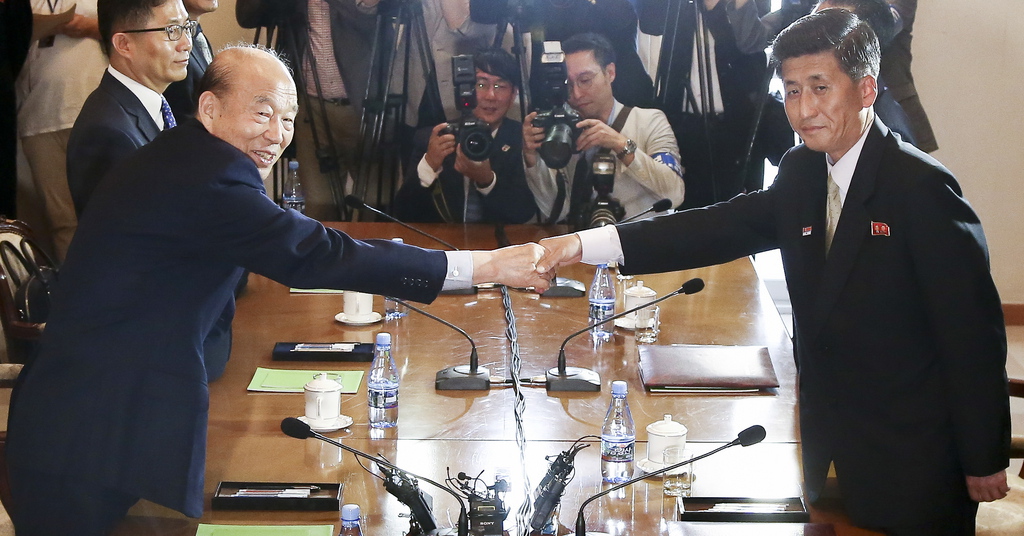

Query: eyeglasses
left=121, top=19, right=198, bottom=41
left=567, top=73, right=598, bottom=92
left=476, top=82, right=513, bottom=95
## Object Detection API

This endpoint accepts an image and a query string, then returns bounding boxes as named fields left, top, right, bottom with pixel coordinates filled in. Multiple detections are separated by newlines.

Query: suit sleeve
left=905, top=171, right=1010, bottom=477
left=620, top=109, right=685, bottom=208
left=187, top=156, right=448, bottom=303
left=617, top=183, right=780, bottom=275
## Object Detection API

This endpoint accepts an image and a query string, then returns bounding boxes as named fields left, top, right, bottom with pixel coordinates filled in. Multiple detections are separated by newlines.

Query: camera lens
left=589, top=205, right=620, bottom=228
left=462, top=128, right=492, bottom=161
left=540, top=123, right=574, bottom=169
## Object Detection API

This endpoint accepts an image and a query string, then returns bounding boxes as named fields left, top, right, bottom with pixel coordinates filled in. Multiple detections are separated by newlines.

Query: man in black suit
left=163, top=0, right=217, bottom=118
left=6, top=45, right=549, bottom=536
left=66, top=0, right=194, bottom=216
left=0, top=0, right=32, bottom=217
left=394, top=48, right=536, bottom=224
left=536, top=10, right=1009, bottom=534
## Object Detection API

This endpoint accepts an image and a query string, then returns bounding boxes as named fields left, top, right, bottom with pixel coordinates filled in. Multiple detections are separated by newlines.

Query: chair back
left=0, top=218, right=53, bottom=364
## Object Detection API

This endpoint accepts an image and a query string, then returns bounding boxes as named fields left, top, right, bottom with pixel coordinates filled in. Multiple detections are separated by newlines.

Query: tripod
left=351, top=0, right=443, bottom=219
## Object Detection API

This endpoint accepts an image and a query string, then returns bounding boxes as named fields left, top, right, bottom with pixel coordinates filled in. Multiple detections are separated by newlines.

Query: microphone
left=619, top=198, right=673, bottom=224
left=344, top=195, right=460, bottom=251
left=281, top=417, right=470, bottom=535
left=391, top=298, right=489, bottom=391
left=574, top=425, right=766, bottom=535
left=547, top=278, right=705, bottom=392
left=529, top=442, right=589, bottom=531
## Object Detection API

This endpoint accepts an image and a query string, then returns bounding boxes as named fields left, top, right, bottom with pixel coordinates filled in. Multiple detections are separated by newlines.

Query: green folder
left=247, top=367, right=363, bottom=393
left=196, top=525, right=334, bottom=536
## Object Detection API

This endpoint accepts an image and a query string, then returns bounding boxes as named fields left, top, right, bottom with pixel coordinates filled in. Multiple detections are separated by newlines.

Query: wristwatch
left=617, top=138, right=637, bottom=159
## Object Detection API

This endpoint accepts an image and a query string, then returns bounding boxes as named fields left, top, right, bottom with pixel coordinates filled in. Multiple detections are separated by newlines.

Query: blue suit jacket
left=8, top=120, right=448, bottom=517
left=616, top=118, right=1009, bottom=527
left=66, top=71, right=160, bottom=216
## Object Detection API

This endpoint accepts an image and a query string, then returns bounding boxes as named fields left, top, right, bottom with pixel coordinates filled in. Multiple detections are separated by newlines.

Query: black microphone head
left=281, top=417, right=314, bottom=439
left=681, top=278, right=705, bottom=295
left=652, top=198, right=673, bottom=212
left=343, top=195, right=364, bottom=209
left=738, top=425, right=766, bottom=447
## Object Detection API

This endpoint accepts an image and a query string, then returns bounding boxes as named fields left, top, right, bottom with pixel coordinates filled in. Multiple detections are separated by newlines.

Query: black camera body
left=532, top=42, right=582, bottom=169
left=443, top=54, right=493, bottom=162
left=573, top=150, right=625, bottom=230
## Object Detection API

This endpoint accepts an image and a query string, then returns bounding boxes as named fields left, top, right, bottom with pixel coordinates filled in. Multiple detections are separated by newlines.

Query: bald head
left=196, top=46, right=298, bottom=180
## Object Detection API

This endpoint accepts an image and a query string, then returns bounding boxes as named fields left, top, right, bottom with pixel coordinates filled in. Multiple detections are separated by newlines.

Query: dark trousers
left=9, top=467, right=139, bottom=535
left=876, top=498, right=978, bottom=536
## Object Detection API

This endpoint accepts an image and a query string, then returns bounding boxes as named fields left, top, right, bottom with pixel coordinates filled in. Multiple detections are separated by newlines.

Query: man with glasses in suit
left=66, top=0, right=195, bottom=217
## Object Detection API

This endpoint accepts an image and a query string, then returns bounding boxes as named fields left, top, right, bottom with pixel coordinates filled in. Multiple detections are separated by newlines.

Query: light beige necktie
left=824, top=173, right=842, bottom=255
left=196, top=31, right=213, bottom=64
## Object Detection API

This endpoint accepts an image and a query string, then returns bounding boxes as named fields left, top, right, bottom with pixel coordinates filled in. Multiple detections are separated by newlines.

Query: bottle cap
left=597, top=263, right=608, bottom=269
left=341, top=503, right=360, bottom=521
left=376, top=332, right=392, bottom=346
left=288, top=161, right=298, bottom=170
left=611, top=380, right=627, bottom=396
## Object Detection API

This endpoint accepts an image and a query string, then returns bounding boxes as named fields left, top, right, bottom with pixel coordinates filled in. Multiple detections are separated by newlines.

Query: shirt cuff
left=441, top=250, right=474, bottom=291
left=418, top=155, right=439, bottom=188
left=578, top=225, right=624, bottom=265
left=475, top=172, right=497, bottom=195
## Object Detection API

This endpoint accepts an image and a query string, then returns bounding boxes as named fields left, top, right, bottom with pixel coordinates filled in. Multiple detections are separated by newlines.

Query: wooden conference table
left=115, top=223, right=875, bottom=535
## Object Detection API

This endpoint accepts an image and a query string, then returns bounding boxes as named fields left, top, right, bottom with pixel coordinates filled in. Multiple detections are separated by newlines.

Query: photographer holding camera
left=394, top=48, right=537, bottom=223
left=524, top=33, right=684, bottom=227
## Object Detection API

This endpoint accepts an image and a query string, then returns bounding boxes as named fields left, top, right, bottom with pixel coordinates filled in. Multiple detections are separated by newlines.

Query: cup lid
left=646, top=414, right=687, bottom=435
left=624, top=280, right=656, bottom=298
left=304, top=372, right=341, bottom=392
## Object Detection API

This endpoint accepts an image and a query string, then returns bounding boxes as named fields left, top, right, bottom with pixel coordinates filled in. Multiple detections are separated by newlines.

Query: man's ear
left=859, top=74, right=878, bottom=109
left=196, top=91, right=218, bottom=131
left=111, top=32, right=132, bottom=59
left=605, top=62, right=616, bottom=84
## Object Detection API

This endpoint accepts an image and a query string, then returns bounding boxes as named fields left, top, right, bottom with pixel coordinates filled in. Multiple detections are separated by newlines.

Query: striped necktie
left=160, top=95, right=176, bottom=130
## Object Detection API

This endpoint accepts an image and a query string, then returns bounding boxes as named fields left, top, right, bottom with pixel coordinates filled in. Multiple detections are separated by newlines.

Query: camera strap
left=565, top=106, right=634, bottom=224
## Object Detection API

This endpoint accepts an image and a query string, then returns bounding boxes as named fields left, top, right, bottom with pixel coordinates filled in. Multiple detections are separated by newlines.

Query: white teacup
left=304, top=373, right=342, bottom=429
left=646, top=414, right=688, bottom=465
left=343, top=291, right=374, bottom=321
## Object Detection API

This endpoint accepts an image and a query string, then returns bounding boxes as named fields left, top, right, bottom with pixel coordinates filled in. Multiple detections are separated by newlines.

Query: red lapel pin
left=871, top=221, right=890, bottom=236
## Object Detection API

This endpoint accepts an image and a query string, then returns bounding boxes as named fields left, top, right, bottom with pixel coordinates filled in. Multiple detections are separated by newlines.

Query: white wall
left=200, top=0, right=1024, bottom=302
left=912, top=1, right=1024, bottom=302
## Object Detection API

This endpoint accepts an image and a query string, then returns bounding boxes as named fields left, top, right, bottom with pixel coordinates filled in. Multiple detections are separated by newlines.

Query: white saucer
left=298, top=414, right=353, bottom=433
left=614, top=314, right=637, bottom=331
left=334, top=311, right=383, bottom=326
left=636, top=457, right=666, bottom=474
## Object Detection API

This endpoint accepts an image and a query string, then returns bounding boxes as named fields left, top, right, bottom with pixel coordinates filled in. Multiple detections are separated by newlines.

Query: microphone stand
left=618, top=198, right=673, bottom=224
left=392, top=298, right=490, bottom=390
left=547, top=278, right=704, bottom=392
left=574, top=425, right=766, bottom=535
left=344, top=195, right=460, bottom=250
left=282, top=418, right=470, bottom=536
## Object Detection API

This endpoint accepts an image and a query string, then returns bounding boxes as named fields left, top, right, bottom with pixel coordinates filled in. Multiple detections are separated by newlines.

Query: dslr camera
left=441, top=55, right=493, bottom=162
left=532, top=41, right=582, bottom=169
left=572, top=150, right=625, bottom=230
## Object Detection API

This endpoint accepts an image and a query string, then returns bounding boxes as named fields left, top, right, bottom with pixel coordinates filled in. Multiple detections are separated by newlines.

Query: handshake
left=471, top=234, right=587, bottom=292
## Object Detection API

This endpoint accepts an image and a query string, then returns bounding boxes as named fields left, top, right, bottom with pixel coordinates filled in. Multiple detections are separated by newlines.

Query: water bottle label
left=368, top=388, right=398, bottom=409
left=601, top=439, right=634, bottom=463
left=590, top=302, right=614, bottom=321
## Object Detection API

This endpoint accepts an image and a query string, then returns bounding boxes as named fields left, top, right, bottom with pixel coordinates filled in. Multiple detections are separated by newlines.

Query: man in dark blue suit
left=163, top=0, right=216, bottom=118
left=395, top=48, right=536, bottom=224
left=536, top=10, right=1009, bottom=534
left=6, top=45, right=549, bottom=536
left=66, top=0, right=194, bottom=216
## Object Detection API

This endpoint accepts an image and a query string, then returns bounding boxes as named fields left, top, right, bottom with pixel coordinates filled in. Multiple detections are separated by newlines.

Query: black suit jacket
left=67, top=71, right=161, bottom=216
left=394, top=119, right=536, bottom=224
left=616, top=118, right=1009, bottom=527
left=7, top=120, right=448, bottom=517
left=163, top=24, right=211, bottom=120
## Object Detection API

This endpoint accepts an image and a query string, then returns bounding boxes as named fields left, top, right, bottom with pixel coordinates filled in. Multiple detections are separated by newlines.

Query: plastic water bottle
left=589, top=264, right=615, bottom=341
left=283, top=161, right=305, bottom=213
left=368, top=332, right=399, bottom=428
left=340, top=503, right=363, bottom=535
left=600, top=380, right=635, bottom=483
left=384, top=238, right=408, bottom=320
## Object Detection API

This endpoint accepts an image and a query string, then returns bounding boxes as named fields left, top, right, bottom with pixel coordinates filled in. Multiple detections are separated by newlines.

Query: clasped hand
left=472, top=234, right=584, bottom=292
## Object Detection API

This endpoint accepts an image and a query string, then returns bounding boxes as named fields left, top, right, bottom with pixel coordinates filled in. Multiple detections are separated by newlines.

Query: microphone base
left=435, top=365, right=491, bottom=390
left=541, top=277, right=586, bottom=297
left=546, top=367, right=601, bottom=392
